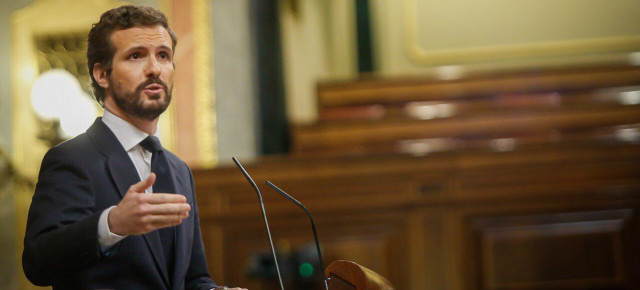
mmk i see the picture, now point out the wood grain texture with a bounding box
[194,64,640,289]
[326,260,394,290]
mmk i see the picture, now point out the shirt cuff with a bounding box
[98,205,127,251]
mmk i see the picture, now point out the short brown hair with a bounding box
[87,5,177,106]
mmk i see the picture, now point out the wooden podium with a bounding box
[326,260,394,290]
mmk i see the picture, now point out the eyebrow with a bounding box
[123,45,173,55]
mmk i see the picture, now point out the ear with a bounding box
[92,63,110,90]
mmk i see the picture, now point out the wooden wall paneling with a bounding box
[223,173,415,206]
[195,144,640,289]
[480,213,625,288]
[455,144,640,172]
[317,90,638,123]
[196,163,433,220]
[195,65,640,289]
[292,106,640,153]
[315,213,408,290]
[406,211,427,289]
[203,223,227,283]
[460,200,640,290]
[316,66,640,107]
[212,211,409,290]
[453,161,640,203]
[219,217,284,290]
[299,65,640,157]
[410,209,452,290]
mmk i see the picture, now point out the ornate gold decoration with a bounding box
[0,148,34,200]
[192,0,218,167]
[36,33,91,90]
[159,0,217,167]
[402,0,640,65]
[11,1,132,288]
[158,0,177,153]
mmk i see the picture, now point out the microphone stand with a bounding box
[266,181,329,290]
[232,157,285,290]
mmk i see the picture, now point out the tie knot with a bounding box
[140,135,163,153]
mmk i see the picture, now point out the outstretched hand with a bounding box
[108,173,190,236]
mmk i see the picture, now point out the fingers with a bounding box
[132,205,190,234]
[129,173,156,193]
[145,203,191,216]
[145,193,187,204]
[146,215,186,228]
[117,173,193,235]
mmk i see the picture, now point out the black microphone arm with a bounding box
[266,181,329,290]
[231,157,285,290]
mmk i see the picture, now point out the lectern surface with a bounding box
[327,273,356,290]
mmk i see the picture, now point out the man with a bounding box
[23,6,245,290]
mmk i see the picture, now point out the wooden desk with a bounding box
[194,65,640,289]
[194,141,640,289]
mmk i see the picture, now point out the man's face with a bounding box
[106,25,174,121]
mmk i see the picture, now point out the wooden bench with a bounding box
[292,65,640,156]
[194,64,640,289]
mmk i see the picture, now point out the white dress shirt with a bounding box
[97,109,157,250]
[97,111,221,289]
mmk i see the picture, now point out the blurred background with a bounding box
[1,0,640,289]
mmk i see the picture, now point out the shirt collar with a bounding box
[101,109,154,152]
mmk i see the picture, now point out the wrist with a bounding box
[107,206,125,235]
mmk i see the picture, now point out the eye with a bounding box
[159,52,170,59]
[129,52,140,60]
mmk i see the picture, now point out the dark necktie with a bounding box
[139,135,176,281]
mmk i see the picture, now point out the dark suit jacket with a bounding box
[23,118,219,290]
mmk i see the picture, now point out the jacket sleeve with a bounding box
[185,165,220,290]
[22,145,103,286]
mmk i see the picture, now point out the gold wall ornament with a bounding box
[0,148,35,205]
[9,1,165,289]
[157,0,177,154]
[402,0,640,66]
[12,0,129,177]
[192,0,217,167]
[161,0,217,168]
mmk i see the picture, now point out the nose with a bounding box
[144,56,161,78]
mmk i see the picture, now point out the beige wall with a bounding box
[279,0,640,123]
[212,0,260,164]
[279,0,357,123]
[372,0,640,73]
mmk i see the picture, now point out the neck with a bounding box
[104,98,158,135]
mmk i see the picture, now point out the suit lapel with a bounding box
[166,156,187,284]
[166,156,184,193]
[142,230,170,288]
[87,118,171,288]
[106,152,139,199]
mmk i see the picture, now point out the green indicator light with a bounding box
[299,262,314,277]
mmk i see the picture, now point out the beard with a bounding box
[108,76,172,121]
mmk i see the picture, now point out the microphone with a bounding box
[266,181,329,290]
[231,157,285,290]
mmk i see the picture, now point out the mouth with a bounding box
[143,84,165,95]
